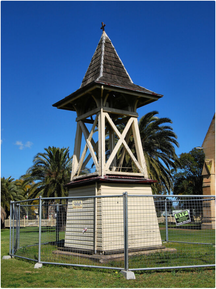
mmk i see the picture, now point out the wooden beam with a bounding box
[82,118,95,124]
[103,107,138,117]
[76,142,88,177]
[106,171,143,177]
[82,142,98,170]
[79,116,99,171]
[117,127,132,171]
[103,92,110,106]
[132,118,148,178]
[82,125,109,170]
[76,107,100,122]
[74,116,98,177]
[109,127,116,169]
[57,85,99,109]
[104,114,134,171]
[71,122,82,180]
[104,113,144,174]
[98,109,105,176]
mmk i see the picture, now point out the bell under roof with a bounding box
[53,29,162,110]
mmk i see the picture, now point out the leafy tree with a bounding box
[172,148,205,221]
[15,178,32,199]
[22,146,72,199]
[1,206,6,228]
[154,197,173,217]
[173,148,205,196]
[22,146,72,224]
[1,176,24,217]
[14,179,38,219]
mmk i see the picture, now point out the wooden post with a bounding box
[71,121,82,180]
[98,109,105,176]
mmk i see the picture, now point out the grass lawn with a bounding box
[1,228,215,287]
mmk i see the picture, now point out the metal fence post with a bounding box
[12,202,15,256]
[38,196,42,263]
[18,204,20,250]
[56,203,59,244]
[15,204,19,252]
[165,198,168,242]
[123,192,128,271]
[9,201,12,255]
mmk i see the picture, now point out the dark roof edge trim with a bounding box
[96,81,163,98]
[65,175,156,188]
[53,81,163,108]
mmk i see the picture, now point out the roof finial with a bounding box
[101,22,106,32]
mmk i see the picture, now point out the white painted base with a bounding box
[34,262,43,269]
[120,270,136,280]
[2,255,12,260]
[65,183,162,252]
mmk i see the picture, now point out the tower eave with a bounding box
[52,80,163,111]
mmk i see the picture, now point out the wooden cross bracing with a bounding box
[71,110,148,180]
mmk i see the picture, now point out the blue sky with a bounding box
[1,1,215,180]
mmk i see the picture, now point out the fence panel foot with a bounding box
[34,263,43,269]
[121,270,136,280]
[2,255,12,260]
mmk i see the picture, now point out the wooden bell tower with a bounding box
[53,25,163,253]
[53,28,162,181]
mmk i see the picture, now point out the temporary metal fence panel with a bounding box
[10,199,40,262]
[10,194,215,272]
[10,195,125,270]
[128,195,215,271]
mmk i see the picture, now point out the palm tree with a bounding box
[138,111,179,194]
[1,176,24,217]
[22,146,72,225]
[1,206,6,228]
[22,146,72,199]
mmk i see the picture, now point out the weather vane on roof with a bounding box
[101,22,106,32]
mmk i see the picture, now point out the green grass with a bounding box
[160,227,215,244]
[1,228,215,287]
[12,227,215,268]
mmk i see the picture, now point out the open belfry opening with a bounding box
[53,24,164,254]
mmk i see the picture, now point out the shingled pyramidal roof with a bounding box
[80,31,160,96]
[53,30,162,110]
